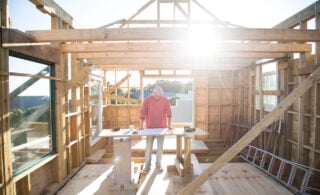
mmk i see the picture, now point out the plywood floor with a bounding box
[57,154,293,195]
[131,136,208,153]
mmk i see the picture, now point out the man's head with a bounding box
[151,85,163,99]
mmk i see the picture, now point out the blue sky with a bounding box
[9,0,317,30]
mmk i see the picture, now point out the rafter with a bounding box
[27,28,320,42]
[76,51,286,59]
[95,64,245,70]
[60,42,311,53]
[88,58,254,65]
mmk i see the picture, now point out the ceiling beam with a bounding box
[61,42,311,53]
[76,51,286,59]
[27,28,320,42]
[87,58,254,65]
[95,64,245,70]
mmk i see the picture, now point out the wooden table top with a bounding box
[99,128,207,138]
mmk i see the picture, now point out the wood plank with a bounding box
[178,66,320,195]
[201,163,292,194]
[105,73,131,94]
[107,95,141,104]
[86,149,106,164]
[1,28,60,64]
[119,0,156,28]
[27,28,320,42]
[61,42,311,53]
[96,64,246,70]
[89,58,255,65]
[77,51,286,59]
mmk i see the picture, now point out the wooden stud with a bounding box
[178,66,320,195]
[0,38,14,195]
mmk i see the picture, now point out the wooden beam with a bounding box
[96,64,245,70]
[29,0,80,28]
[120,19,217,25]
[274,1,319,29]
[27,28,320,42]
[297,65,320,75]
[107,95,141,104]
[254,90,283,96]
[119,0,156,28]
[178,66,320,195]
[88,58,254,65]
[77,51,286,59]
[61,42,311,53]
[105,74,131,94]
[1,28,60,63]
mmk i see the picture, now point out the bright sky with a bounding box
[9,0,317,30]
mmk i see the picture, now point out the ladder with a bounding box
[240,145,320,194]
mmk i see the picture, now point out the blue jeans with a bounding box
[144,135,164,170]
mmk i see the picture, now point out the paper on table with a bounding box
[137,128,168,136]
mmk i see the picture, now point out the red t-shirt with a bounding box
[140,95,172,128]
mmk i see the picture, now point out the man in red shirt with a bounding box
[139,85,172,172]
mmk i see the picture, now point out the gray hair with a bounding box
[152,85,163,94]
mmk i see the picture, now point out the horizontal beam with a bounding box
[61,42,311,53]
[274,1,319,29]
[88,58,254,65]
[107,95,141,104]
[77,51,286,59]
[27,28,320,42]
[95,64,246,70]
[1,28,60,63]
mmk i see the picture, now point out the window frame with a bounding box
[8,52,56,176]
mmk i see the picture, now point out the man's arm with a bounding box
[167,117,172,129]
[139,119,144,130]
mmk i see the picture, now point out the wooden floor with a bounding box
[131,136,208,153]
[58,154,293,195]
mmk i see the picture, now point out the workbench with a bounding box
[99,127,208,189]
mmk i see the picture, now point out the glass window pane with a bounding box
[9,56,54,174]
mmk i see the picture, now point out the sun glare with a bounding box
[187,28,218,58]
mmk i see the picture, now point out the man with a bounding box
[139,85,172,172]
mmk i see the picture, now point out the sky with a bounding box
[8,0,318,30]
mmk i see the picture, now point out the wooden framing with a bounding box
[27,28,320,42]
[60,42,311,53]
[77,51,286,59]
[1,28,60,64]
[178,66,320,195]
[3,0,320,194]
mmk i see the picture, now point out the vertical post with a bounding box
[0,33,14,195]
[258,65,264,149]
[52,15,68,184]
[183,136,192,182]
[1,1,14,193]
[176,135,183,161]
